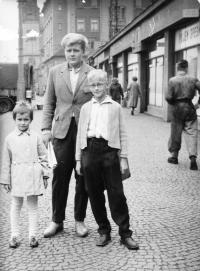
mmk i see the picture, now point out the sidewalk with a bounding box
[0,109,200,271]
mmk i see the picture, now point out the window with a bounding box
[88,39,95,49]
[77,19,85,32]
[120,6,125,20]
[91,19,99,32]
[135,0,142,8]
[91,0,98,7]
[58,23,62,31]
[58,4,62,10]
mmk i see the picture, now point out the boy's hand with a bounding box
[120,158,128,174]
[76,161,82,176]
[43,177,48,189]
[3,184,11,193]
[42,131,52,148]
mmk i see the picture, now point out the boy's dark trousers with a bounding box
[52,117,88,223]
[81,137,132,239]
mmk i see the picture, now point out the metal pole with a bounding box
[17,0,26,101]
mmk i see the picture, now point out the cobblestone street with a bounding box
[0,109,200,271]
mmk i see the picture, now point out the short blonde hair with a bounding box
[61,33,88,52]
[87,69,107,83]
[13,100,33,120]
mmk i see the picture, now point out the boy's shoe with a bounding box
[29,236,39,248]
[190,156,198,170]
[44,221,63,238]
[96,233,111,247]
[167,157,178,164]
[9,236,20,248]
[120,237,139,250]
[75,221,88,237]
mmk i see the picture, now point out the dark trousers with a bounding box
[168,102,198,157]
[81,138,132,239]
[52,118,88,223]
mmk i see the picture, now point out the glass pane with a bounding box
[155,57,163,106]
[149,59,156,105]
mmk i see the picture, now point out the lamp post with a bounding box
[17,0,26,101]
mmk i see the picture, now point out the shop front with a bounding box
[91,0,200,121]
[174,22,200,117]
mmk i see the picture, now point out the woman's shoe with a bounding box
[9,236,20,248]
[29,236,39,248]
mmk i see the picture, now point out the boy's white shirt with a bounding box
[76,95,128,161]
[87,96,111,140]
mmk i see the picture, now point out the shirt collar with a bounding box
[15,128,31,136]
[68,62,82,73]
[177,70,187,76]
[91,95,113,105]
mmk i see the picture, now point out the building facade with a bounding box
[21,0,40,95]
[38,0,153,92]
[91,0,200,122]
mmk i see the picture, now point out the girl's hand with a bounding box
[120,158,128,174]
[43,177,48,189]
[3,184,11,193]
[76,161,82,176]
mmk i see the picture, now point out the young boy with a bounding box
[0,101,49,248]
[76,69,139,250]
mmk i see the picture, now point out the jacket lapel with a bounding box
[74,63,89,97]
[60,63,73,94]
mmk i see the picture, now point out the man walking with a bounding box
[41,33,93,237]
[165,59,200,170]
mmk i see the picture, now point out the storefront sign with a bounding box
[175,22,200,51]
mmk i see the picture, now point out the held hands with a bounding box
[120,158,128,174]
[42,131,52,148]
[76,161,82,176]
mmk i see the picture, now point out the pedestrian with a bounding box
[76,69,139,250]
[41,33,94,238]
[0,101,49,248]
[127,76,141,115]
[109,77,124,104]
[166,59,200,170]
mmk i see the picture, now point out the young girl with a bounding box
[0,101,49,248]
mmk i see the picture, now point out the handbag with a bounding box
[47,142,57,169]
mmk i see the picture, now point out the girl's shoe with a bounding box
[9,236,20,248]
[29,236,39,248]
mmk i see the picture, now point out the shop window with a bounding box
[149,57,164,107]
[91,19,99,32]
[77,19,85,32]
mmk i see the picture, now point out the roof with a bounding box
[0,63,18,89]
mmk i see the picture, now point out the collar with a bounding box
[68,62,82,73]
[15,128,31,136]
[177,70,187,76]
[91,95,113,105]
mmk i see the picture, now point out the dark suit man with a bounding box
[166,59,200,170]
[41,33,94,237]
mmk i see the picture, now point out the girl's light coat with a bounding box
[0,129,49,197]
